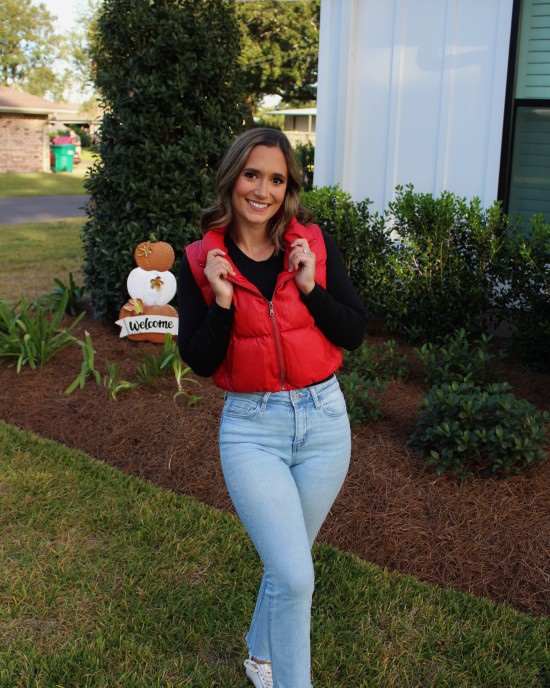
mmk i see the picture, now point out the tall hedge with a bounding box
[82,0,245,320]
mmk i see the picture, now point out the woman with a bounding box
[178,128,367,688]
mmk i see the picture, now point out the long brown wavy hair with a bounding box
[200,128,313,253]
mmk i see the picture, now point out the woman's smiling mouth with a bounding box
[247,200,270,210]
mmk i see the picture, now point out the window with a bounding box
[501,0,550,222]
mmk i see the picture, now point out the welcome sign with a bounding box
[115,314,179,338]
[117,240,179,343]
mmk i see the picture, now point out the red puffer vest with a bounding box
[185,218,343,392]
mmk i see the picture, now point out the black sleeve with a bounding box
[300,231,368,350]
[177,254,234,377]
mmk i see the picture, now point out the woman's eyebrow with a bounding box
[243,166,287,180]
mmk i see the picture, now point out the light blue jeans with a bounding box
[219,375,351,688]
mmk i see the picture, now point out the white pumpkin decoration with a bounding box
[127,267,177,306]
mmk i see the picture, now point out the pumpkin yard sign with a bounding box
[116,241,179,343]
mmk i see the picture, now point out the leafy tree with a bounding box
[0,0,63,97]
[82,0,245,320]
[237,0,320,122]
[59,0,101,102]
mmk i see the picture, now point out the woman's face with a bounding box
[231,145,288,234]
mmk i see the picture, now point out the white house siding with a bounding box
[315,0,515,212]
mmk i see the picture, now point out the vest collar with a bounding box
[198,220,318,295]
[202,218,317,273]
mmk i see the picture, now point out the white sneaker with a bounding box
[244,657,273,688]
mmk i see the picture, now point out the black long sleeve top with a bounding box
[178,231,368,378]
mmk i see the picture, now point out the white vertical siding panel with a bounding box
[387,0,448,202]
[314,0,357,189]
[315,0,514,212]
[437,0,513,204]
[484,0,516,203]
[344,0,399,205]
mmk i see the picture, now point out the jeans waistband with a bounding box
[224,375,339,410]
[305,373,334,388]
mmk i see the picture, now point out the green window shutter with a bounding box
[508,106,550,222]
[516,0,550,99]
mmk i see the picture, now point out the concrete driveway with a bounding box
[0,195,89,225]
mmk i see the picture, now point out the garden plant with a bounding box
[305,184,550,372]
[409,380,549,480]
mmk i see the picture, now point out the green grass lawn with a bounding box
[0,172,87,197]
[79,148,97,165]
[1,421,548,688]
[0,219,85,304]
[0,149,97,197]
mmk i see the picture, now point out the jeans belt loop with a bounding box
[309,384,321,409]
[260,391,271,410]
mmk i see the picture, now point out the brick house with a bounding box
[0,86,79,173]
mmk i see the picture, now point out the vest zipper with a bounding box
[226,272,294,391]
[268,299,286,390]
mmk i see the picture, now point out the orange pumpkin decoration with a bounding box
[134,240,175,272]
[117,303,179,343]
[117,239,179,343]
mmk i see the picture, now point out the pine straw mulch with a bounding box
[2,310,549,618]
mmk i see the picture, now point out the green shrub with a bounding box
[306,183,549,366]
[343,339,409,382]
[303,185,513,344]
[384,185,510,341]
[72,125,92,149]
[414,328,504,386]
[496,215,550,372]
[83,0,245,320]
[340,339,407,426]
[408,381,549,480]
[338,371,387,427]
[294,141,315,191]
[302,185,390,318]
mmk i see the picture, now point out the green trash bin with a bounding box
[51,144,76,173]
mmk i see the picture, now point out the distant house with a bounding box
[315,0,550,222]
[268,108,317,146]
[0,86,79,173]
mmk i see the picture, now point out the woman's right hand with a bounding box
[204,248,235,309]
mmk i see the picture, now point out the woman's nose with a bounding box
[254,178,268,197]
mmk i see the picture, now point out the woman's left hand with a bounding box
[289,239,316,295]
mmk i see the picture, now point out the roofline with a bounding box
[50,116,101,123]
[266,108,317,116]
[0,106,80,116]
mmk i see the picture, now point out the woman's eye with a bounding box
[273,177,284,185]
[244,171,256,179]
